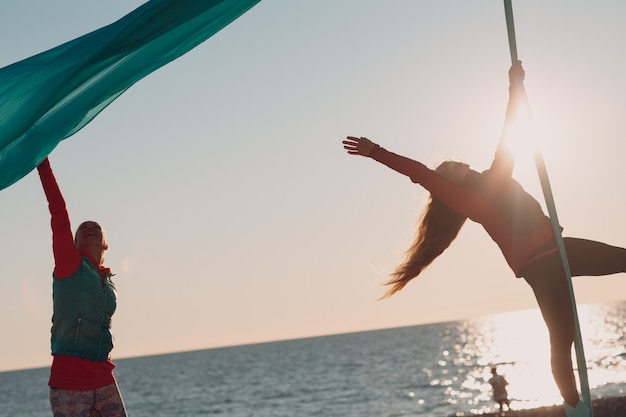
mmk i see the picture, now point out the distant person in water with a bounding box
[342,61,626,417]
[37,157,127,417]
[488,366,511,415]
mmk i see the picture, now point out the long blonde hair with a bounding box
[382,194,467,298]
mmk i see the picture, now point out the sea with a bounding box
[1,301,625,417]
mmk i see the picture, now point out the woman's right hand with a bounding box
[343,136,376,157]
[509,60,525,85]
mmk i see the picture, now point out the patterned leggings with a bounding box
[50,383,127,417]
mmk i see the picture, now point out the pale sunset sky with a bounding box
[1,1,626,372]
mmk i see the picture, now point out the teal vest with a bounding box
[51,258,117,361]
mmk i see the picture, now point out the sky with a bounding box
[1,0,626,373]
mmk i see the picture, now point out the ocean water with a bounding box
[1,302,625,417]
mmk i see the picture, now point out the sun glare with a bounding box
[457,304,626,413]
[473,309,563,409]
[501,117,540,160]
[500,113,561,188]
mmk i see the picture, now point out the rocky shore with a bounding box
[477,396,626,417]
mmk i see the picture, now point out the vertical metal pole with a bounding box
[503,0,518,63]
[503,0,592,412]
[534,153,592,410]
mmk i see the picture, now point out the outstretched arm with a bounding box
[343,136,427,179]
[342,136,495,219]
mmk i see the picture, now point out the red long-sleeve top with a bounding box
[37,158,116,390]
[369,146,557,276]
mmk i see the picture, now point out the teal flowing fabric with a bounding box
[0,0,261,190]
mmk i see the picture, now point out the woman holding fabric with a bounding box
[37,157,127,417]
[342,61,626,417]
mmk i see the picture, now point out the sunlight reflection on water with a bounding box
[446,303,626,414]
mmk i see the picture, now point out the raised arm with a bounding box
[490,60,527,176]
[504,60,527,126]
[37,158,81,278]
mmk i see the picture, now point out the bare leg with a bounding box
[521,237,626,406]
[524,263,577,405]
[564,238,626,277]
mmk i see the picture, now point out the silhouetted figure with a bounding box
[341,61,624,417]
[488,367,510,415]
